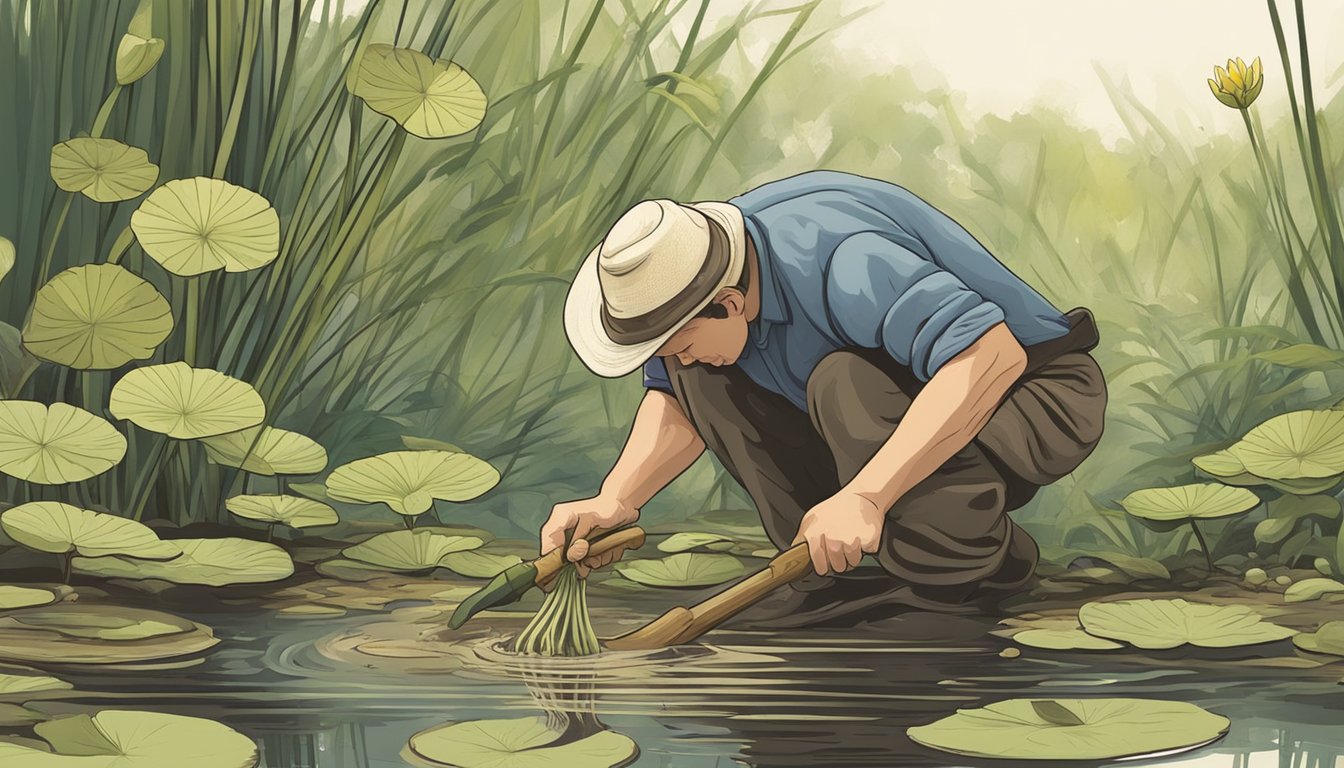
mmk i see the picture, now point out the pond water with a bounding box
[25,585,1344,768]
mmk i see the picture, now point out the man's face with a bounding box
[654,289,749,368]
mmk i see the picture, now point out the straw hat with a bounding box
[564,199,745,377]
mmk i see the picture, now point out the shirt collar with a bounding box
[743,216,789,345]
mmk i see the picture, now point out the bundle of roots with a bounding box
[513,565,600,656]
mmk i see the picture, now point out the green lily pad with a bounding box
[1,502,178,559]
[23,264,173,370]
[1073,550,1170,581]
[0,401,127,484]
[613,552,749,588]
[49,138,159,203]
[440,550,523,579]
[0,605,219,664]
[131,177,280,276]
[406,716,637,768]
[351,44,487,140]
[0,703,44,727]
[0,710,258,767]
[1284,577,1344,602]
[0,607,192,640]
[201,426,327,476]
[109,362,265,439]
[1192,450,1263,486]
[341,529,482,572]
[1011,628,1124,651]
[225,494,338,530]
[1119,483,1259,531]
[0,671,71,694]
[73,538,293,586]
[0,585,59,610]
[1229,409,1344,482]
[1078,598,1296,649]
[313,558,389,582]
[657,531,736,554]
[1293,620,1344,656]
[325,450,500,517]
[907,698,1229,761]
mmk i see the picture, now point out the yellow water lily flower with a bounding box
[1208,56,1263,110]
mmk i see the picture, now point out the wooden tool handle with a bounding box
[533,525,646,586]
[675,542,812,640]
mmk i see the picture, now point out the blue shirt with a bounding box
[644,171,1069,412]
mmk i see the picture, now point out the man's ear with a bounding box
[714,288,746,317]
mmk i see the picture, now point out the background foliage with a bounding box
[2,0,1342,573]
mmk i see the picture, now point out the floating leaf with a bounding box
[351,44,487,139]
[0,401,127,484]
[225,495,338,530]
[1075,551,1170,581]
[341,529,482,572]
[657,531,736,554]
[1192,450,1262,486]
[1283,577,1344,603]
[407,716,637,768]
[1078,598,1295,649]
[24,264,173,370]
[73,538,293,586]
[0,608,191,641]
[1229,409,1344,483]
[440,550,522,579]
[1293,620,1344,656]
[1,502,177,559]
[201,426,326,475]
[906,698,1229,761]
[1119,483,1259,531]
[131,177,280,276]
[49,138,158,203]
[0,710,259,767]
[109,362,265,439]
[325,450,499,517]
[613,552,748,588]
[1011,628,1123,651]
[0,671,71,695]
[0,584,58,610]
[0,605,218,665]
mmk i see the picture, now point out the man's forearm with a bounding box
[601,389,706,509]
[844,324,1027,511]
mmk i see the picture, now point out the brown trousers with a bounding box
[666,342,1106,602]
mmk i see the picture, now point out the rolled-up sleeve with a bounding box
[643,356,674,394]
[825,232,1005,380]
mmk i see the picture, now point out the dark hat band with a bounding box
[600,212,733,345]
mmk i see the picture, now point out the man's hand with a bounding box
[540,495,639,578]
[792,492,885,576]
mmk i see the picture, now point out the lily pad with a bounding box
[131,177,280,276]
[906,698,1229,761]
[613,552,748,588]
[1,502,178,559]
[440,550,523,579]
[0,605,218,664]
[1192,450,1263,486]
[0,671,71,694]
[1230,409,1344,483]
[1283,577,1344,602]
[351,44,487,139]
[1293,620,1344,656]
[1011,628,1124,651]
[73,538,293,586]
[201,426,327,476]
[0,709,258,767]
[1078,598,1296,649]
[0,585,59,611]
[1119,483,1259,531]
[341,529,483,572]
[49,138,159,203]
[109,362,265,439]
[325,450,500,517]
[313,558,389,582]
[657,531,736,554]
[406,716,637,768]
[225,494,338,530]
[23,264,173,370]
[0,703,44,727]
[0,401,127,484]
